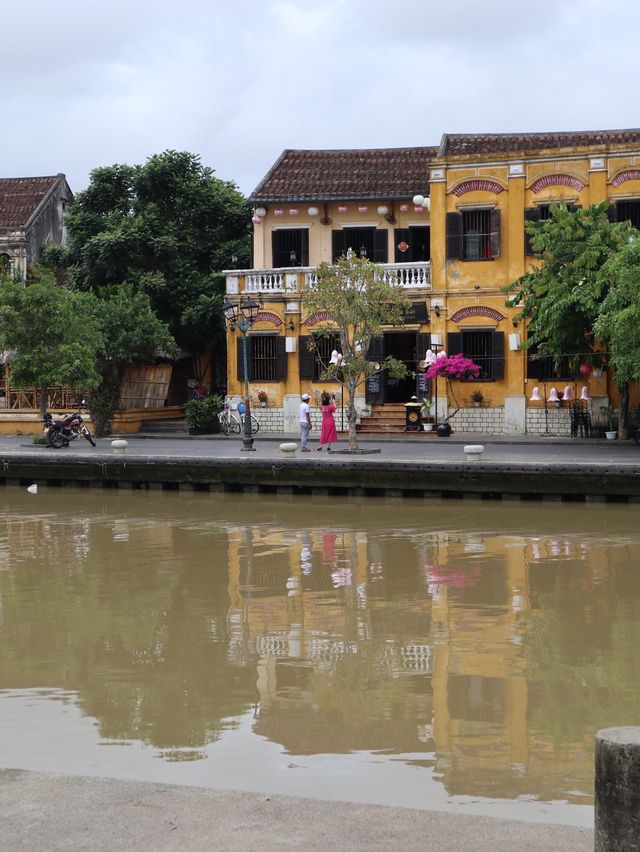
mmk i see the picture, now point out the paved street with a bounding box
[3,431,640,468]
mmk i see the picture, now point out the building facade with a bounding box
[224,130,640,435]
[0,174,73,280]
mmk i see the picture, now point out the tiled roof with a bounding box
[0,176,62,228]
[250,147,437,202]
[439,129,640,158]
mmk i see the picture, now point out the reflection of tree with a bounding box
[0,508,255,751]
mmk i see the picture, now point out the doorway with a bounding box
[384,332,418,402]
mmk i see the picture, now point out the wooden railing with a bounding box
[0,385,81,411]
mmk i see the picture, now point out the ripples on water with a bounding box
[0,487,638,824]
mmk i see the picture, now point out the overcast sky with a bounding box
[3,0,639,198]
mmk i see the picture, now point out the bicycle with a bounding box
[218,403,260,436]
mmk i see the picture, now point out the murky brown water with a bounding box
[1,487,638,825]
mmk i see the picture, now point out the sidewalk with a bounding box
[0,769,593,852]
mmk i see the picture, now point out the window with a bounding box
[237,335,287,382]
[448,330,504,380]
[332,228,388,263]
[616,201,640,230]
[299,332,341,381]
[271,229,309,268]
[0,254,11,278]
[524,204,576,255]
[446,210,500,261]
[394,226,430,262]
[526,343,573,380]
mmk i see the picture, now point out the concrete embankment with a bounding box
[2,447,640,500]
[0,769,593,851]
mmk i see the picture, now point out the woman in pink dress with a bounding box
[317,392,338,451]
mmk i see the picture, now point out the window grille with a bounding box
[251,336,278,382]
[462,210,492,260]
[462,330,493,378]
[313,333,341,380]
[617,201,640,230]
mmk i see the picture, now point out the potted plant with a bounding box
[257,389,268,407]
[420,398,433,431]
[600,404,618,440]
[470,389,484,407]
[185,394,224,435]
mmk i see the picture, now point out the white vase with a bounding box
[605,430,617,440]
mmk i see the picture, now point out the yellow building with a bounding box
[224,130,640,435]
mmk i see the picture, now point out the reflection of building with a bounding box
[226,522,621,803]
[224,131,640,434]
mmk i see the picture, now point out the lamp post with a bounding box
[222,297,261,452]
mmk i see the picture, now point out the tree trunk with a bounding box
[619,381,630,439]
[38,388,48,419]
[89,363,123,437]
[347,376,359,451]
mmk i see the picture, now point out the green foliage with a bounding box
[304,254,412,449]
[0,269,102,414]
[184,394,224,430]
[87,285,178,436]
[594,238,640,387]
[65,150,251,350]
[506,203,632,365]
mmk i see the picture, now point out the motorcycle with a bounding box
[42,404,96,449]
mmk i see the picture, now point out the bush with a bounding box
[185,394,224,432]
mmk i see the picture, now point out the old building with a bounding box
[225,130,640,435]
[0,174,73,279]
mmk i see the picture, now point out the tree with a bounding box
[88,285,177,436]
[0,268,102,416]
[506,203,633,367]
[594,237,640,433]
[64,151,250,350]
[304,254,412,451]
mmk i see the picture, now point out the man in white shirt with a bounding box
[299,393,312,452]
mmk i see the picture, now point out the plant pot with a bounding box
[473,401,480,408]
[423,423,433,432]
[436,423,452,438]
[259,401,267,408]
[605,430,617,440]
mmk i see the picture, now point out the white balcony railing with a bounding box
[225,261,431,295]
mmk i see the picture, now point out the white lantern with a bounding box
[307,206,319,216]
[255,207,267,218]
[377,205,389,216]
[412,194,425,207]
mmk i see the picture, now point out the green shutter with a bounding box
[373,229,388,263]
[524,208,540,256]
[301,229,309,267]
[492,331,505,379]
[490,209,501,259]
[332,230,346,261]
[446,212,463,260]
[275,335,288,380]
[447,332,463,356]
[236,337,252,381]
[298,335,315,380]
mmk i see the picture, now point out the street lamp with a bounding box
[222,296,261,451]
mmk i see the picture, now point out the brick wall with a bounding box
[526,407,572,436]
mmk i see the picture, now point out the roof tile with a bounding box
[250,148,437,202]
[440,129,640,158]
[0,176,61,228]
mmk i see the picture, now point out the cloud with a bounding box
[1,0,640,196]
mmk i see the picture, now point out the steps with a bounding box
[357,404,415,434]
[139,418,188,435]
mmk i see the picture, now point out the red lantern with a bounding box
[579,363,592,376]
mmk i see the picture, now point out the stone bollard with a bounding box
[111,439,128,456]
[279,442,298,455]
[463,444,485,461]
[595,727,640,850]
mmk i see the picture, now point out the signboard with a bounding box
[417,373,431,397]
[366,373,382,395]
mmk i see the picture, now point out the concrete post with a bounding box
[595,726,640,850]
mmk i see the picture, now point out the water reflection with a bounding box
[0,488,639,817]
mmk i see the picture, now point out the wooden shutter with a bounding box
[237,337,252,381]
[607,203,618,222]
[490,209,501,259]
[373,229,388,263]
[271,230,281,268]
[492,331,505,379]
[447,332,463,356]
[275,336,288,380]
[394,228,410,262]
[298,335,315,380]
[332,230,346,261]
[412,302,428,323]
[365,336,385,404]
[301,229,309,267]
[524,208,540,256]
[446,212,463,260]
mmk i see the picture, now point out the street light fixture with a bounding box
[222,296,261,451]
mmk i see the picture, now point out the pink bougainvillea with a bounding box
[422,354,481,381]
